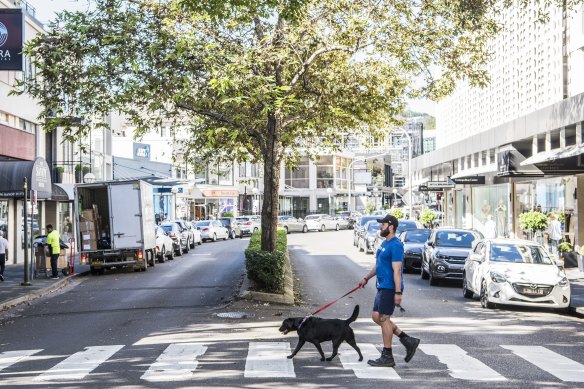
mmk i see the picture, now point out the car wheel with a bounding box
[284,226,289,234]
[420,265,429,280]
[190,239,195,249]
[321,224,326,232]
[198,239,202,245]
[158,246,166,263]
[212,233,217,242]
[335,224,339,231]
[462,274,473,299]
[183,241,189,253]
[167,247,175,260]
[358,239,364,252]
[175,244,182,256]
[302,225,308,233]
[230,230,235,239]
[429,268,439,286]
[480,280,495,309]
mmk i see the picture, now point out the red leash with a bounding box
[298,285,361,329]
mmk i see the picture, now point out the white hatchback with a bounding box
[304,214,339,231]
[462,239,570,312]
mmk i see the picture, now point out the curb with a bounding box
[0,271,89,312]
[570,306,584,319]
[239,248,295,305]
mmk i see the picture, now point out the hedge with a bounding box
[245,228,288,293]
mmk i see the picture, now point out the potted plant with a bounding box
[74,164,83,183]
[55,166,65,183]
[420,209,437,229]
[558,242,579,268]
[390,208,404,220]
[519,211,548,243]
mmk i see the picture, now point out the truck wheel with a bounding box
[148,250,155,267]
[90,267,99,275]
[98,268,105,275]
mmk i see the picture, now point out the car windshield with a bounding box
[305,215,320,220]
[404,230,431,243]
[236,218,249,222]
[336,212,350,217]
[367,223,380,232]
[219,219,230,226]
[359,216,378,227]
[196,221,210,227]
[490,243,554,264]
[435,231,476,248]
[160,225,173,233]
[397,221,417,233]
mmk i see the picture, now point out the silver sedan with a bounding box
[278,215,308,234]
[195,220,229,242]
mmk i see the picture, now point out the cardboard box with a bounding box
[82,230,97,241]
[82,209,95,221]
[79,221,96,232]
[44,255,68,269]
[82,240,98,251]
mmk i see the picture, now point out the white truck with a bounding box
[74,180,156,275]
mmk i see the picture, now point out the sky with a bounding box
[28,0,437,116]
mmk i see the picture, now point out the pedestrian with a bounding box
[548,213,562,255]
[357,214,420,367]
[484,215,497,239]
[45,224,61,279]
[0,230,8,282]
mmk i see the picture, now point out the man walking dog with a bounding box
[358,214,420,367]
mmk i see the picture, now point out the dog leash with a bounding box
[298,285,361,329]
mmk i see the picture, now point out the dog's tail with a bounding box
[345,305,359,324]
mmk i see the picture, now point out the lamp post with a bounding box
[252,187,259,215]
[171,187,178,219]
[393,128,413,219]
[326,187,333,215]
[373,187,379,210]
[348,153,386,213]
[22,178,32,286]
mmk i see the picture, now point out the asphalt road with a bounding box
[0,229,583,388]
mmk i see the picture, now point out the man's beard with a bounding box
[380,227,390,237]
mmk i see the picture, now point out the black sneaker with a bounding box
[50,276,59,280]
[400,335,420,363]
[0,274,4,282]
[367,349,395,367]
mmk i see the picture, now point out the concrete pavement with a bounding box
[566,267,584,317]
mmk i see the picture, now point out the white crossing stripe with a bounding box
[141,343,207,382]
[244,342,295,378]
[339,344,401,379]
[0,350,43,372]
[419,344,506,381]
[33,345,123,381]
[501,345,584,382]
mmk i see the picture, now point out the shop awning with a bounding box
[519,149,565,166]
[51,183,74,201]
[0,157,52,198]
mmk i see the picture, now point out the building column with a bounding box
[576,122,583,145]
[577,174,584,247]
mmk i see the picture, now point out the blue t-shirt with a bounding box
[375,236,404,290]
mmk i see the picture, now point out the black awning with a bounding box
[0,157,52,198]
[51,184,72,201]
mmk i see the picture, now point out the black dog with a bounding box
[278,305,363,362]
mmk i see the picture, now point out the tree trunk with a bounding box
[260,117,282,252]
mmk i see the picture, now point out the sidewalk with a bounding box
[1,256,89,311]
[566,267,584,318]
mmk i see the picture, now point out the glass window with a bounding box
[435,231,477,248]
[0,200,8,239]
[491,243,553,264]
[472,184,510,238]
[285,159,309,189]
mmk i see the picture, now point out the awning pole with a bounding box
[21,177,32,286]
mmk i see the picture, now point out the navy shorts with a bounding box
[373,288,396,316]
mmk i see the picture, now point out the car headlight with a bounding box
[490,272,507,283]
[558,277,569,287]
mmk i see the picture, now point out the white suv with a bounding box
[304,214,339,232]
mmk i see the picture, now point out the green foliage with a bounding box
[558,242,573,253]
[519,211,548,232]
[55,166,65,174]
[548,211,566,224]
[74,164,82,172]
[82,166,91,174]
[390,208,404,219]
[365,202,376,215]
[420,209,437,225]
[222,211,234,217]
[245,228,288,292]
[383,203,390,210]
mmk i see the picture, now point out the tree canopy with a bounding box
[18,0,580,250]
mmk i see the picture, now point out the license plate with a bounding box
[520,287,547,295]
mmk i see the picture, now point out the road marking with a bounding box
[141,343,207,382]
[244,342,295,378]
[34,345,123,381]
[419,344,506,381]
[0,350,43,372]
[339,344,401,379]
[501,345,584,382]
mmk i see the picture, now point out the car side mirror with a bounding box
[426,240,434,247]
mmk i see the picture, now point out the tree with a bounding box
[17,0,577,251]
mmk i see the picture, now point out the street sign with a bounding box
[451,176,486,185]
[427,181,454,189]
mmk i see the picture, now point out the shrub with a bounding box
[55,166,65,173]
[390,208,404,219]
[519,211,548,232]
[365,202,376,215]
[548,211,566,223]
[245,228,288,293]
[223,211,234,217]
[420,209,437,225]
[558,242,573,253]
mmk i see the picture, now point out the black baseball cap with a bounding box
[376,214,399,228]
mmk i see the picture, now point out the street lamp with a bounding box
[348,153,386,213]
[373,187,379,210]
[252,187,259,215]
[326,187,333,215]
[171,187,178,219]
[392,128,413,220]
[83,172,96,184]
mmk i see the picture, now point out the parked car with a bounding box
[353,215,379,246]
[154,225,175,262]
[159,222,188,256]
[421,228,483,286]
[196,220,229,242]
[356,220,380,254]
[173,220,196,249]
[304,214,339,231]
[463,239,570,311]
[396,219,424,234]
[334,216,352,230]
[218,217,243,239]
[335,211,356,229]
[278,215,308,234]
[187,221,203,245]
[236,216,261,236]
[399,229,432,272]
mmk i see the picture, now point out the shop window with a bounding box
[0,200,8,239]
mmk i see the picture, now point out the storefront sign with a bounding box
[0,9,24,71]
[202,189,239,198]
[427,181,454,189]
[452,176,485,185]
[418,184,446,192]
[0,157,52,198]
[133,142,151,160]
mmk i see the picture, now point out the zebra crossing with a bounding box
[0,342,583,383]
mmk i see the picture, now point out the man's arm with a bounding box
[392,261,403,293]
[358,264,377,288]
